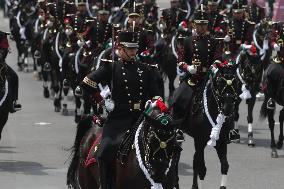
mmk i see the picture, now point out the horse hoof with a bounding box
[191,185,198,189]
[54,106,60,112]
[62,108,68,116]
[277,141,283,149]
[220,186,226,189]
[271,149,278,158]
[75,115,81,123]
[44,88,50,98]
[18,65,23,72]
[248,138,255,147]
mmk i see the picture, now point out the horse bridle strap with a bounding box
[148,130,176,160]
[134,122,172,188]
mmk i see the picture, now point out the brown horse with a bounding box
[67,105,181,189]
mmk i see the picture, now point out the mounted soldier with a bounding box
[225,0,255,57]
[173,4,226,141]
[159,0,188,39]
[206,0,227,38]
[246,0,266,24]
[81,29,163,188]
[0,31,21,113]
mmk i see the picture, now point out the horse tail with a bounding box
[67,116,93,189]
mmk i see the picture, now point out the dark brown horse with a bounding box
[67,105,181,189]
[174,63,240,189]
[260,60,284,158]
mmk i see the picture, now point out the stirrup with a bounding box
[176,129,185,143]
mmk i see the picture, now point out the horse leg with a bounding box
[215,141,229,189]
[0,111,9,140]
[247,96,256,147]
[192,140,207,189]
[42,70,50,98]
[62,83,69,116]
[231,101,241,143]
[53,84,61,112]
[277,108,284,149]
[268,109,278,158]
[75,96,82,123]
[168,75,175,101]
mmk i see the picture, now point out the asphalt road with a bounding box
[0,2,284,188]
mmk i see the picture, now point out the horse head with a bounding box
[141,100,178,183]
[211,63,239,117]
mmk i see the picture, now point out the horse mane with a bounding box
[67,116,93,189]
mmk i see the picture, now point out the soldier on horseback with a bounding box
[246,0,266,24]
[81,30,162,189]
[0,31,21,112]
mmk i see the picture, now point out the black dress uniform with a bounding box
[207,0,226,37]
[246,1,265,24]
[226,2,255,56]
[82,30,161,189]
[173,9,221,122]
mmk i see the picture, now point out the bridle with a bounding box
[141,113,176,174]
[211,72,239,113]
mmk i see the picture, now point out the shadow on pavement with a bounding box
[178,162,192,176]
[0,160,56,175]
[0,146,18,154]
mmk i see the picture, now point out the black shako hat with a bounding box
[193,4,209,24]
[118,30,139,48]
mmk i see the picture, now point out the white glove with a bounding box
[105,98,115,112]
[274,43,280,52]
[224,35,231,42]
[85,40,91,47]
[38,15,44,21]
[192,29,197,37]
[65,29,72,36]
[176,67,185,76]
[241,44,252,51]
[100,85,111,99]
[77,40,85,47]
[187,65,197,74]
[46,20,53,27]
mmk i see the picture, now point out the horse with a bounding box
[231,19,274,145]
[233,47,264,146]
[176,63,240,189]
[40,25,58,99]
[154,34,177,100]
[260,50,284,158]
[0,62,12,140]
[67,102,181,189]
